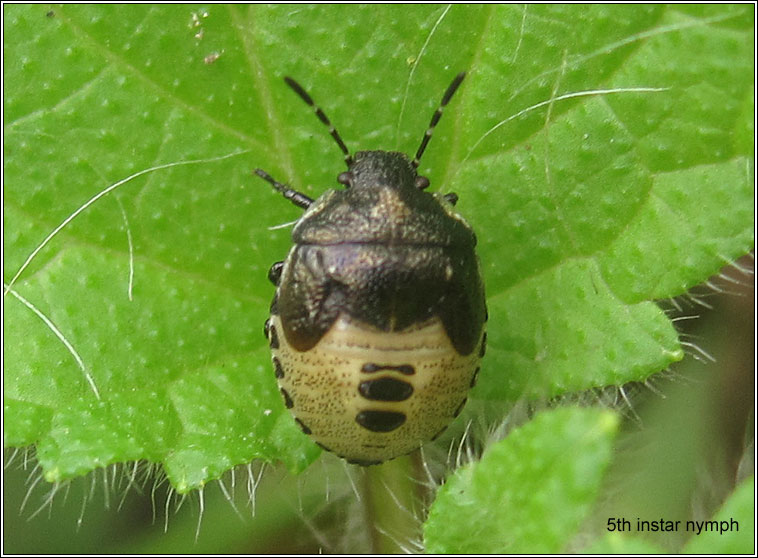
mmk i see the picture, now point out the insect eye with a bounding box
[415,176,430,190]
[337,171,352,186]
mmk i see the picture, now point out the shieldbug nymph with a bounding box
[256,72,487,466]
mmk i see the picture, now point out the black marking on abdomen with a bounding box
[347,457,383,466]
[359,377,414,402]
[479,332,487,358]
[431,426,448,441]
[273,357,284,379]
[355,410,406,432]
[268,324,280,349]
[295,417,312,435]
[280,387,293,409]
[361,363,416,375]
[263,318,271,340]
[269,293,279,315]
[453,397,467,418]
[268,261,284,285]
[315,441,333,453]
[470,366,480,388]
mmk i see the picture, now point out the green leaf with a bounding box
[682,476,755,555]
[4,5,753,489]
[424,407,620,553]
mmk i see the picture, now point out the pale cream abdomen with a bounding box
[269,314,483,465]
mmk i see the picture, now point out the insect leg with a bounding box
[254,169,313,210]
[268,261,284,285]
[443,193,458,206]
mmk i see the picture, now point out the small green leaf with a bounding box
[424,407,619,553]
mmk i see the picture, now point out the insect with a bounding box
[257,72,487,466]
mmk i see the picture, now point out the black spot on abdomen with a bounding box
[361,363,415,375]
[273,357,284,379]
[355,410,406,432]
[268,323,280,349]
[359,377,414,401]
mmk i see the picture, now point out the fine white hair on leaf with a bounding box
[452,420,474,469]
[682,291,714,310]
[506,12,738,103]
[5,447,20,469]
[617,384,642,423]
[27,481,63,521]
[723,253,754,276]
[459,86,670,168]
[5,284,100,400]
[174,491,188,515]
[23,446,34,470]
[246,461,266,518]
[379,478,420,524]
[20,467,43,514]
[643,374,667,399]
[321,457,331,504]
[245,463,256,517]
[374,522,417,555]
[511,5,529,64]
[194,487,205,543]
[417,446,437,491]
[163,486,175,533]
[150,468,167,525]
[102,466,112,510]
[217,476,243,521]
[718,270,750,286]
[4,149,251,296]
[667,296,684,313]
[115,196,135,301]
[373,479,423,554]
[77,480,89,531]
[680,340,717,363]
[117,461,141,512]
[671,314,700,323]
[394,3,452,148]
[342,460,361,501]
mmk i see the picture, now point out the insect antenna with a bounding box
[411,72,466,169]
[284,77,353,168]
[254,168,313,209]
